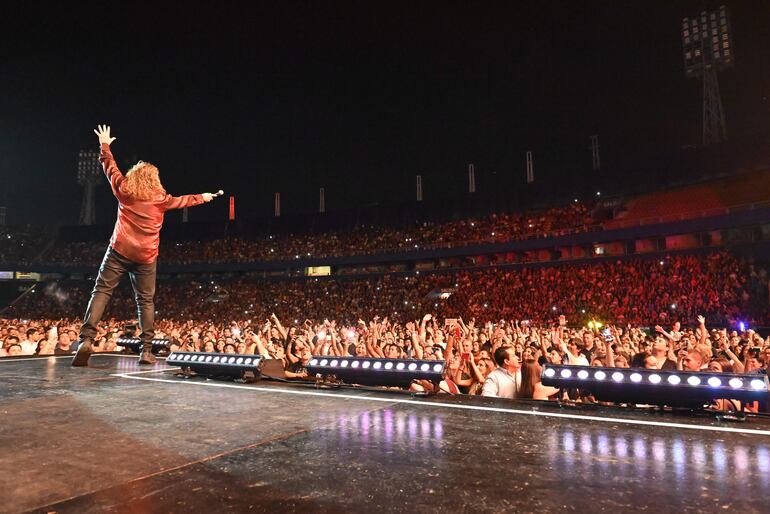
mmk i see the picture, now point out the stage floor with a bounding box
[1,354,769,513]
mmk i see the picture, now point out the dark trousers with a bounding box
[80,247,156,344]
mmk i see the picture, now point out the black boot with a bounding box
[138,343,157,365]
[71,338,94,367]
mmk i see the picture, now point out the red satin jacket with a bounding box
[99,143,203,264]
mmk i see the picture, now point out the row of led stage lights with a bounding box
[543,367,766,391]
[310,357,444,374]
[168,353,261,367]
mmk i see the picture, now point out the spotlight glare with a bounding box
[373,362,382,369]
[420,363,429,371]
[433,364,444,373]
[236,357,244,364]
[751,379,766,391]
[687,376,701,386]
[244,358,253,365]
[396,362,405,370]
[612,372,624,382]
[707,377,721,387]
[560,369,572,378]
[729,378,743,389]
[630,373,642,383]
[351,361,360,368]
[320,359,328,366]
[544,368,556,378]
[577,370,589,380]
[668,375,681,385]
[362,361,371,369]
[310,358,319,366]
[594,371,606,381]
[408,363,417,371]
[384,362,394,370]
[340,360,349,367]
[648,374,661,384]
[330,360,339,367]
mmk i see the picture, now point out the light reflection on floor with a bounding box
[549,427,770,491]
[321,407,445,453]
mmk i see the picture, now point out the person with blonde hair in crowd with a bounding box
[72,125,220,366]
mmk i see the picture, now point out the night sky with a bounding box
[1,1,769,225]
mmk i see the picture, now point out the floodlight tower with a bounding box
[77,149,101,225]
[681,5,734,146]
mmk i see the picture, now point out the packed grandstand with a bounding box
[1,169,769,410]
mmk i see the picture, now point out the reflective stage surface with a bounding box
[1,355,769,513]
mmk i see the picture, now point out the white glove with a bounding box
[202,193,214,202]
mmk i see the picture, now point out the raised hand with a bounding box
[94,124,116,145]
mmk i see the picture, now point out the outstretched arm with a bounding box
[94,125,219,208]
[697,315,707,346]
[163,192,218,210]
[94,125,125,198]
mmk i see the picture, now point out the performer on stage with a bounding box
[72,125,220,366]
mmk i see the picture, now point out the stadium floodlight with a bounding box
[77,149,101,225]
[307,357,445,389]
[681,5,733,145]
[116,337,173,355]
[167,351,264,381]
[76,149,101,185]
[541,364,768,409]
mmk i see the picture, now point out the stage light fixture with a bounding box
[541,364,769,408]
[307,357,445,388]
[116,337,172,355]
[167,351,264,381]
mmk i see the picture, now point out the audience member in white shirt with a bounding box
[481,347,522,399]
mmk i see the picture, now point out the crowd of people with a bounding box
[0,225,54,264]
[1,250,768,411]
[1,202,593,265]
[3,251,764,326]
[1,310,768,410]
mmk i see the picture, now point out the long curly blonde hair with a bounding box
[120,161,166,200]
